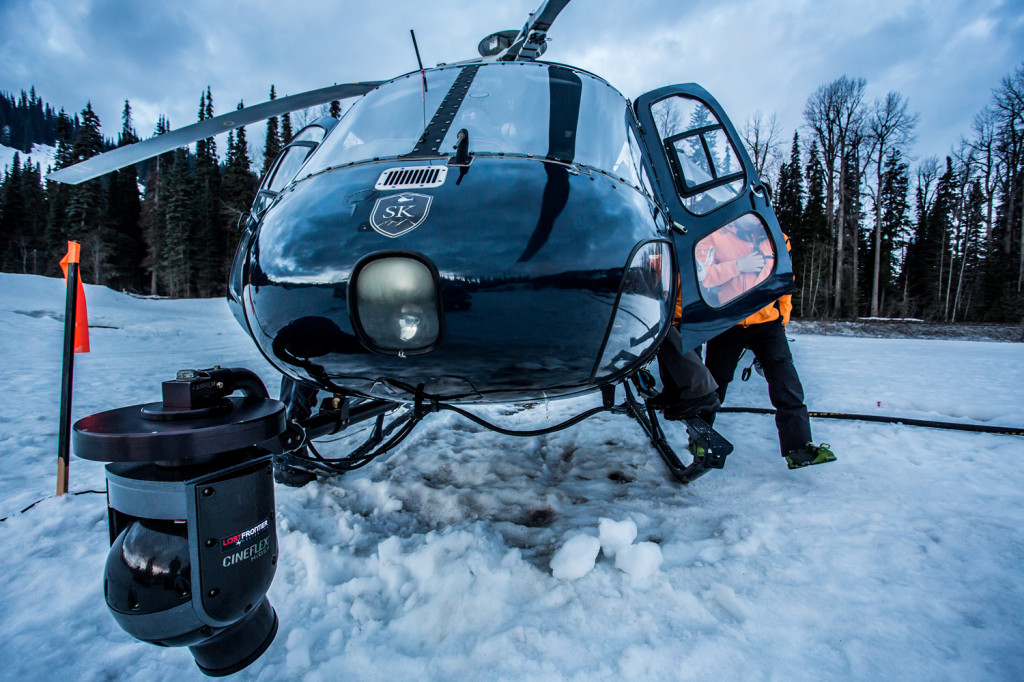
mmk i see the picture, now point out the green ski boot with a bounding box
[688,438,706,462]
[785,443,836,470]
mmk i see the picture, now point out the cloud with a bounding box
[1,0,1021,164]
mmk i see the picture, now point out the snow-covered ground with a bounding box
[1,272,1022,681]
[0,143,56,174]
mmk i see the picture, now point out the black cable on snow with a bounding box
[0,489,105,522]
[438,403,611,438]
[718,406,1024,436]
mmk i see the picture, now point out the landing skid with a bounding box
[273,376,734,486]
[620,380,733,484]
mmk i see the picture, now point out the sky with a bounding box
[1,0,1023,169]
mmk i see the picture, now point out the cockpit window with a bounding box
[650,96,745,215]
[439,64,632,175]
[612,126,654,196]
[441,65,551,156]
[267,145,315,192]
[302,63,636,180]
[302,70,459,175]
[292,126,325,144]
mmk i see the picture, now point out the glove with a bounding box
[736,252,765,273]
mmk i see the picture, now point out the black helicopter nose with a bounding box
[348,252,444,355]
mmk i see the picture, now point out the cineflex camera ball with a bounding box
[73,368,287,676]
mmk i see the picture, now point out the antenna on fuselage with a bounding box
[410,29,429,137]
[410,29,428,93]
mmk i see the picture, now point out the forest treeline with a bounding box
[1,65,1023,322]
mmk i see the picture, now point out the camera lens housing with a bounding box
[75,369,287,676]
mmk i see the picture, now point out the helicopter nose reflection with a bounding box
[270,316,368,391]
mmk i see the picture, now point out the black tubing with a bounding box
[717,406,1024,436]
[439,403,610,438]
[222,368,270,399]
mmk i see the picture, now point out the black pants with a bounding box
[657,326,717,399]
[704,319,811,455]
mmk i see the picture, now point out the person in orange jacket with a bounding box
[651,214,777,422]
[694,213,776,309]
[700,230,836,469]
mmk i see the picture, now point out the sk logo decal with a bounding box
[370,192,432,238]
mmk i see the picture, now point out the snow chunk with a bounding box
[550,534,600,580]
[614,541,663,579]
[710,584,748,622]
[598,517,637,558]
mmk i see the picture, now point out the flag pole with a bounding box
[56,241,81,496]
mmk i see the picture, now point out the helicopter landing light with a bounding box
[349,254,444,355]
[374,166,448,190]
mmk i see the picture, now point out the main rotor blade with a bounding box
[47,81,384,185]
[532,0,572,29]
[499,0,572,62]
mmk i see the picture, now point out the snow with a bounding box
[0,143,56,174]
[550,533,600,580]
[598,517,637,558]
[614,542,663,581]
[1,272,1023,680]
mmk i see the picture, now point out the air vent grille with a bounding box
[375,166,448,190]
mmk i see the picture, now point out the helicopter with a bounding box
[57,0,793,675]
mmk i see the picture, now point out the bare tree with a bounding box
[865,92,918,316]
[915,157,941,215]
[991,65,1024,292]
[995,66,1024,292]
[963,107,1002,245]
[741,110,783,183]
[804,76,867,316]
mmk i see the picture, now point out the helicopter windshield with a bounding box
[302,63,636,179]
[302,69,460,175]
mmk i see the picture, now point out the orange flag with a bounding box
[59,241,90,353]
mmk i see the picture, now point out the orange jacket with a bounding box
[738,233,792,327]
[675,229,792,327]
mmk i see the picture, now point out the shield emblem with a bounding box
[369,192,433,238]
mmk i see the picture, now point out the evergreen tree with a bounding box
[905,158,955,318]
[874,149,910,315]
[262,85,281,179]
[43,109,77,268]
[0,154,46,273]
[102,99,143,291]
[66,103,107,282]
[281,112,293,145]
[798,139,830,316]
[953,180,986,321]
[329,100,341,118]
[0,87,63,152]
[776,132,804,246]
[221,105,258,290]
[20,159,47,274]
[0,153,26,270]
[194,88,224,296]
[140,115,172,294]
[223,103,257,216]
[163,148,195,297]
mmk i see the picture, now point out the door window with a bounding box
[650,95,744,215]
[694,213,776,308]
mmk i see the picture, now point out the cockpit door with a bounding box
[634,84,792,351]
